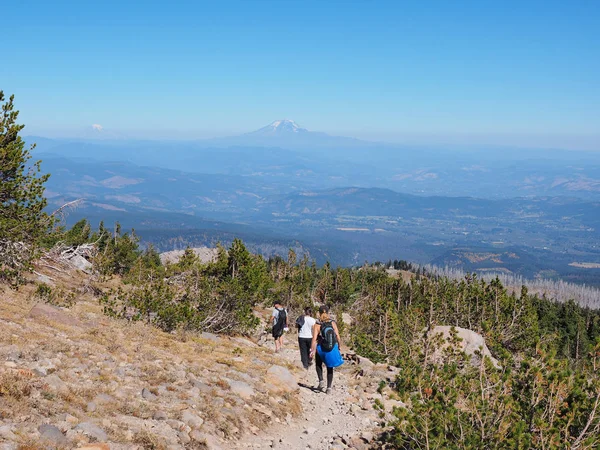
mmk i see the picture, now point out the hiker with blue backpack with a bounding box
[310,305,343,394]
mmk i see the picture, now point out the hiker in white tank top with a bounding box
[297,307,316,370]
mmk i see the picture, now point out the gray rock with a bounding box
[166,419,186,431]
[201,332,220,342]
[229,336,258,348]
[142,387,158,400]
[190,429,205,442]
[180,409,204,429]
[68,254,92,272]
[45,374,69,394]
[0,444,18,450]
[358,356,375,368]
[341,312,353,326]
[29,303,82,327]
[4,345,21,362]
[0,425,17,441]
[265,365,298,393]
[190,431,222,449]
[35,273,55,286]
[383,398,406,411]
[75,422,108,441]
[38,424,67,444]
[87,401,97,412]
[178,430,191,444]
[153,410,168,420]
[228,380,255,400]
[360,431,374,442]
[93,393,115,404]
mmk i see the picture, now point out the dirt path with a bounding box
[234,342,380,450]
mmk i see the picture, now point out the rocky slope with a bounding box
[0,264,399,449]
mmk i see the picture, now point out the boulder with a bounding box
[141,387,158,400]
[180,409,204,429]
[35,273,55,286]
[201,332,220,342]
[190,431,222,450]
[44,374,70,395]
[178,431,191,444]
[0,425,17,441]
[2,344,22,362]
[229,336,258,348]
[38,424,67,445]
[153,410,168,420]
[228,380,255,400]
[75,422,108,441]
[93,393,115,404]
[68,254,93,273]
[383,398,406,411]
[358,356,375,368]
[265,365,298,393]
[29,303,82,327]
[429,326,500,368]
[0,444,18,450]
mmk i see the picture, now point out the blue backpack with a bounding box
[320,321,337,351]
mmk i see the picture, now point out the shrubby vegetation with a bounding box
[100,239,270,334]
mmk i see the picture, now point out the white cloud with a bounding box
[92,124,103,131]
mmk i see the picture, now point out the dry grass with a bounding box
[0,371,33,399]
[132,429,168,450]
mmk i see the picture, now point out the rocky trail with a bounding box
[235,341,396,450]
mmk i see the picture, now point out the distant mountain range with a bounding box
[206,119,370,149]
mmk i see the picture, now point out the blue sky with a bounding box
[2,0,599,148]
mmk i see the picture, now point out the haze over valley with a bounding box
[31,120,600,286]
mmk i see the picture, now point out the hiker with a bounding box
[297,307,316,372]
[271,301,288,353]
[310,305,343,394]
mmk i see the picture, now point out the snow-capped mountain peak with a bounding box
[250,119,308,135]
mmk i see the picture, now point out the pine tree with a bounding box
[0,92,51,284]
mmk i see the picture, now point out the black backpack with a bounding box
[295,315,305,330]
[320,320,337,351]
[274,308,287,333]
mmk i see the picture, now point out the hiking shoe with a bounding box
[326,388,332,395]
[317,381,325,391]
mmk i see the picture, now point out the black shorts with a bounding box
[272,329,284,339]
